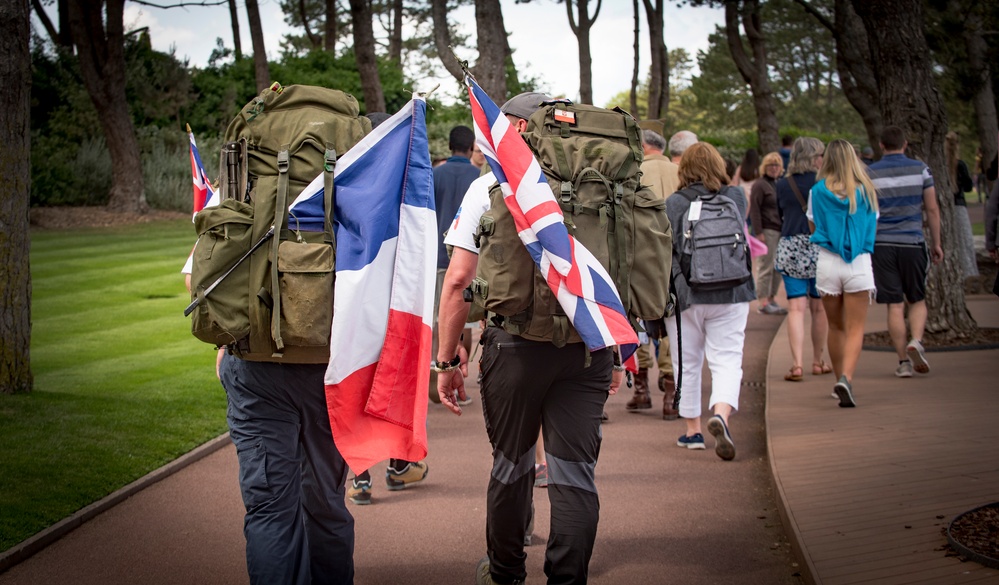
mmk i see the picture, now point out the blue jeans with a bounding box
[220,353,354,585]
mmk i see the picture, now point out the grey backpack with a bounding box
[677,185,751,292]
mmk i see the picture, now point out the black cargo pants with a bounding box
[479,326,612,585]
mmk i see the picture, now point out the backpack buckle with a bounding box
[324,147,337,172]
[560,182,572,203]
[277,150,290,173]
[614,182,624,205]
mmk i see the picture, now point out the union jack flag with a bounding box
[465,75,638,354]
[189,130,217,220]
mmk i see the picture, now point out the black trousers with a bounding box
[479,327,612,585]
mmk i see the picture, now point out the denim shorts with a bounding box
[781,273,820,299]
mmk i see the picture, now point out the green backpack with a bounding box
[188,83,371,363]
[470,102,673,346]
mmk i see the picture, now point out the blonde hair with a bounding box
[816,138,878,214]
[758,151,784,177]
[787,137,825,175]
[678,142,730,192]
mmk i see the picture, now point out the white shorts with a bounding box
[816,247,876,296]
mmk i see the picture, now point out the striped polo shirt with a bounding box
[867,153,934,245]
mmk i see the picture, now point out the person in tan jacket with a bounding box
[626,129,681,420]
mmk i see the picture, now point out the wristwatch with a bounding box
[431,355,461,373]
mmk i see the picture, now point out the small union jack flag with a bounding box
[465,75,638,355]
[188,129,217,220]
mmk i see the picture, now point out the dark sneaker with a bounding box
[534,463,548,488]
[475,556,523,585]
[385,461,428,491]
[676,433,706,450]
[346,478,372,505]
[706,414,736,461]
[906,339,929,374]
[833,376,856,408]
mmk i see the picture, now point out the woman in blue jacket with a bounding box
[808,139,879,408]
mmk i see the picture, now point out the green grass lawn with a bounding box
[0,219,228,552]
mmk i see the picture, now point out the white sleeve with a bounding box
[806,189,814,222]
[443,173,493,254]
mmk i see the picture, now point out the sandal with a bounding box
[812,361,833,375]
[784,366,803,382]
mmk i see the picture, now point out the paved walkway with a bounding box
[767,295,999,584]
[1,295,996,584]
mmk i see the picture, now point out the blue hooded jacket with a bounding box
[809,180,877,263]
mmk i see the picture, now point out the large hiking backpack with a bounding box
[676,185,752,292]
[470,101,673,346]
[188,83,371,363]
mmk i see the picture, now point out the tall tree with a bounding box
[432,0,511,101]
[349,0,386,113]
[723,0,780,152]
[388,0,403,64]
[851,0,976,336]
[958,3,997,185]
[642,0,669,120]
[67,0,147,213]
[565,0,601,104]
[629,0,640,117]
[245,0,270,92]
[794,0,882,157]
[228,0,243,59]
[324,0,337,52]
[0,0,33,394]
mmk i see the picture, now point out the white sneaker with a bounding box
[895,360,914,378]
[906,339,929,374]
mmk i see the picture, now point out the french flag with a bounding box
[323,98,435,473]
[465,75,638,357]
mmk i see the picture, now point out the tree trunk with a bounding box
[794,0,882,157]
[324,0,336,52]
[642,0,669,121]
[0,0,33,394]
[566,0,601,104]
[852,0,976,337]
[67,0,147,214]
[964,8,997,187]
[228,0,242,59]
[299,0,321,49]
[349,0,385,113]
[474,0,510,100]
[388,0,403,64]
[724,0,779,153]
[630,0,639,117]
[245,0,270,92]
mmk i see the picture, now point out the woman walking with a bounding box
[945,132,979,278]
[665,142,756,461]
[750,151,786,314]
[809,139,879,407]
[774,138,832,381]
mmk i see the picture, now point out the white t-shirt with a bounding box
[443,172,495,255]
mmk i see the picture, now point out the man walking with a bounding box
[867,125,943,377]
[626,129,680,419]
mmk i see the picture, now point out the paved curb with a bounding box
[764,318,818,585]
[0,432,232,575]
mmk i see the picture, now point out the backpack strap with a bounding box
[270,147,291,355]
[323,144,337,244]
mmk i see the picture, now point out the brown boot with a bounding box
[626,368,652,410]
[660,374,679,420]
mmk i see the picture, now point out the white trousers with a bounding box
[664,302,750,419]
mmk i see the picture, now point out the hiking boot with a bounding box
[385,461,428,491]
[833,376,856,408]
[476,556,524,585]
[626,368,652,411]
[347,478,372,505]
[534,463,548,488]
[661,375,679,420]
[706,414,736,461]
[676,433,706,449]
[906,339,930,374]
[895,360,914,378]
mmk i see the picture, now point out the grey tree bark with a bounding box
[67,0,148,214]
[432,0,510,101]
[724,0,779,153]
[349,0,386,113]
[565,0,601,104]
[794,0,882,158]
[852,0,976,336]
[642,0,669,120]
[324,0,336,52]
[228,0,242,59]
[0,0,33,394]
[388,0,403,64]
[245,0,270,92]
